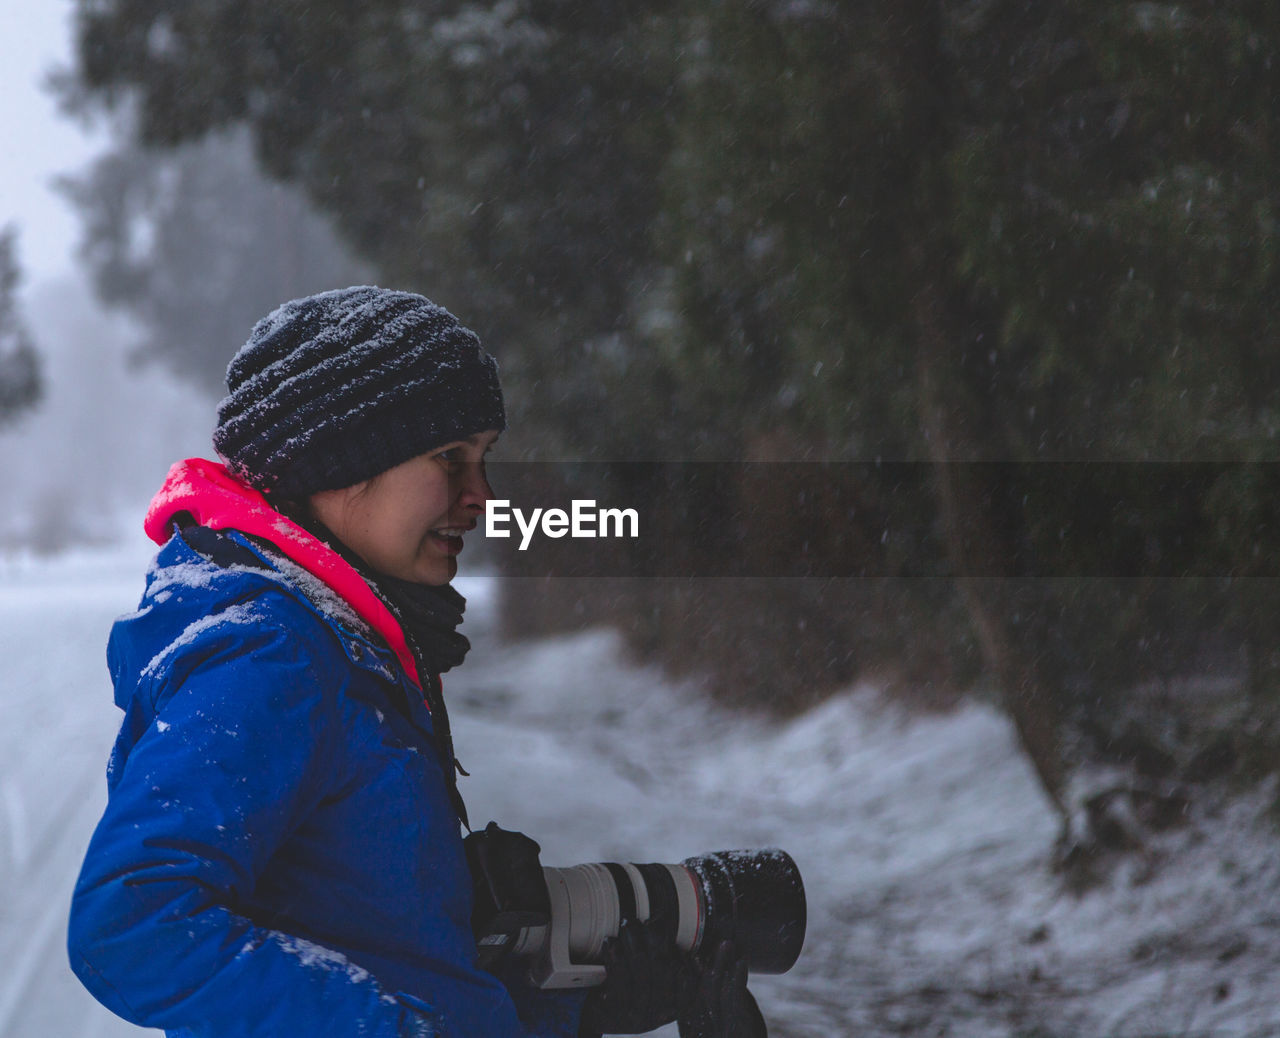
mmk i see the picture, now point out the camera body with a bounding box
[467,827,806,991]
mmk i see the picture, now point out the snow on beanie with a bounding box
[212,286,506,497]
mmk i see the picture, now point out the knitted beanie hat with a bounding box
[212,286,505,497]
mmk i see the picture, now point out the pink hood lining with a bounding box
[144,457,423,691]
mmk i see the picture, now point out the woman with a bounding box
[67,287,756,1038]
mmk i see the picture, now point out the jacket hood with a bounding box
[141,457,421,688]
[106,538,286,714]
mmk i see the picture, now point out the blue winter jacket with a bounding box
[68,475,583,1037]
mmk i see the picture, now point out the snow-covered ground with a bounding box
[2,542,1278,1038]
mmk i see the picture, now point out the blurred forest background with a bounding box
[4,0,1278,871]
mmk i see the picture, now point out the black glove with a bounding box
[677,941,767,1038]
[464,822,551,970]
[578,917,687,1036]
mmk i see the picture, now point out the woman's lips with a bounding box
[429,527,467,555]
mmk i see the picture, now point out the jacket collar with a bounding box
[145,457,423,689]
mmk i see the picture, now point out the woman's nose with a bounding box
[455,462,494,509]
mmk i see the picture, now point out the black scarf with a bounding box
[369,573,471,676]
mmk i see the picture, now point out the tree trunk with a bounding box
[892,0,1072,841]
[913,278,1071,834]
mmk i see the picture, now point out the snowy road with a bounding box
[0,550,155,1038]
[3,545,1278,1037]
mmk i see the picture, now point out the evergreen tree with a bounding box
[645,0,1280,836]
[60,0,1280,848]
[58,127,370,395]
[0,228,43,428]
[63,0,679,440]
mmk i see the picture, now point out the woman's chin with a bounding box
[410,555,457,586]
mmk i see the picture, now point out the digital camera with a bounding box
[468,828,806,990]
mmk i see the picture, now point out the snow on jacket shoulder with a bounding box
[68,468,581,1038]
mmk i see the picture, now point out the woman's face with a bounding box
[308,429,499,585]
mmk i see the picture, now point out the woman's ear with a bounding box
[309,479,376,529]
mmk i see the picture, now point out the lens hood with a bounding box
[683,848,806,975]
